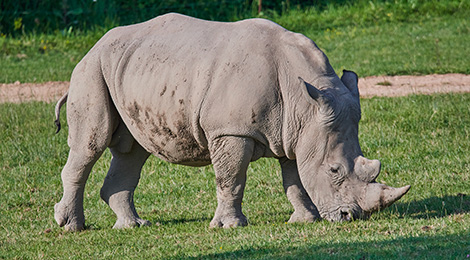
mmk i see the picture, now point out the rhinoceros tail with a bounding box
[54,92,68,134]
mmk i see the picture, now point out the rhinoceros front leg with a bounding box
[100,140,151,229]
[209,136,254,228]
[279,158,320,223]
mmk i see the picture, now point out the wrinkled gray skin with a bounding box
[54,13,410,231]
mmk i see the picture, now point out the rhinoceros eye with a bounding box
[328,163,346,186]
[330,164,340,173]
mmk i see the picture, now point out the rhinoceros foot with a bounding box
[209,214,248,228]
[288,209,320,223]
[54,201,85,231]
[113,217,151,229]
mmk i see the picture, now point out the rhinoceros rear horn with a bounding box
[360,183,411,213]
[341,70,359,98]
[355,156,381,183]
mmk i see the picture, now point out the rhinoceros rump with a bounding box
[54,13,410,231]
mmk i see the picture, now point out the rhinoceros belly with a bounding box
[122,98,211,166]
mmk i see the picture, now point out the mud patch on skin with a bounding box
[88,130,99,152]
[159,85,167,96]
[128,101,143,129]
[145,110,150,121]
[251,109,257,124]
[216,174,233,190]
[150,112,177,139]
[174,112,210,163]
[139,106,210,164]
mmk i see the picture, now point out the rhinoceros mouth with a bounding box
[340,210,352,221]
[318,204,363,222]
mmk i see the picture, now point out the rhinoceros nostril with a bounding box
[340,211,352,221]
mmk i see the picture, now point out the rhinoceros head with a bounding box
[294,70,410,221]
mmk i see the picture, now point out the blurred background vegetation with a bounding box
[1,0,467,36]
[1,0,468,83]
[1,0,339,35]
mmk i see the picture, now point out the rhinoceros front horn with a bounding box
[359,183,411,213]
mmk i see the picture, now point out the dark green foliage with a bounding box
[1,0,117,35]
[2,0,469,36]
[1,0,250,35]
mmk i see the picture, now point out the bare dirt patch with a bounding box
[1,74,469,103]
[0,81,69,103]
[358,74,470,98]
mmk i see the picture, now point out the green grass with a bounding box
[0,28,107,83]
[308,16,470,76]
[1,0,469,83]
[1,94,469,259]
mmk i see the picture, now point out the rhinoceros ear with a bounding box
[298,77,322,104]
[341,70,359,98]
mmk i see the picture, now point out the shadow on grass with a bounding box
[145,194,469,228]
[176,232,470,259]
[164,195,469,259]
[394,194,470,219]
[155,216,212,226]
[152,194,469,226]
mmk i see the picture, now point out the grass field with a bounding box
[1,94,469,259]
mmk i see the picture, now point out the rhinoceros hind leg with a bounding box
[55,150,104,231]
[100,137,151,229]
[279,158,320,223]
[55,62,116,231]
[209,136,254,228]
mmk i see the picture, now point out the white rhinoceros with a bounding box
[54,13,410,231]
